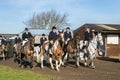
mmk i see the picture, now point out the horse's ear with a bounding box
[62,30,64,33]
[58,30,60,33]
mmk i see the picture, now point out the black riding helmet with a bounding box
[66,27,70,30]
[52,26,56,30]
[42,33,45,36]
[25,28,28,31]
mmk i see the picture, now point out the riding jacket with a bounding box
[48,31,58,41]
[64,31,72,41]
[15,37,22,44]
[22,32,32,40]
[84,31,92,41]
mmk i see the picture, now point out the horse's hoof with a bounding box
[91,66,95,69]
[76,65,80,68]
[56,69,60,72]
[41,66,44,69]
[19,64,21,67]
[84,63,88,67]
[51,67,54,70]
[21,65,24,68]
[58,65,61,68]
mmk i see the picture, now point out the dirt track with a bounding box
[0,57,120,80]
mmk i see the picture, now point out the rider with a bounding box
[22,28,33,46]
[82,27,92,50]
[64,27,73,45]
[40,33,47,47]
[64,27,73,52]
[48,26,58,54]
[15,34,22,44]
[49,26,58,41]
[14,34,22,50]
[21,28,33,53]
[91,29,96,39]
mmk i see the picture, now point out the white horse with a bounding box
[76,32,104,69]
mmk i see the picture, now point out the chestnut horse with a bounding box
[20,37,35,69]
[62,36,80,66]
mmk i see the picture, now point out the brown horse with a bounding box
[58,30,65,48]
[4,42,10,59]
[0,45,5,60]
[0,42,10,60]
[20,37,35,69]
[62,36,80,66]
[13,43,22,63]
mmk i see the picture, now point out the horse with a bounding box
[37,31,64,71]
[0,41,10,60]
[0,44,5,60]
[13,43,22,63]
[3,42,10,59]
[62,36,80,67]
[77,32,104,69]
[20,37,35,69]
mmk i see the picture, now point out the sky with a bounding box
[0,0,120,34]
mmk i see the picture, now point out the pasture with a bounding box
[0,57,120,80]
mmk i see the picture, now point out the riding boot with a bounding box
[64,44,67,52]
[47,43,52,55]
[21,46,24,53]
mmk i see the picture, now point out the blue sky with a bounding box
[0,0,120,34]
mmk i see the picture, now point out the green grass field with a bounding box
[0,65,56,80]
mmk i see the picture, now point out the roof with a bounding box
[29,29,51,35]
[0,34,16,39]
[74,24,120,33]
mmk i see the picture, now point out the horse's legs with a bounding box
[89,53,96,69]
[30,55,34,69]
[76,52,80,67]
[41,55,44,69]
[2,52,5,60]
[20,53,24,68]
[55,60,59,71]
[62,52,68,66]
[58,58,63,67]
[49,54,54,69]
[84,53,88,67]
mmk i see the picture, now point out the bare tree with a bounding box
[25,10,71,29]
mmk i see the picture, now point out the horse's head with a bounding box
[97,32,104,46]
[28,36,35,50]
[58,30,64,42]
[74,36,80,46]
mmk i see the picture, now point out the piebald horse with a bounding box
[77,32,103,69]
[38,31,64,71]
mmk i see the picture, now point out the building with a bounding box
[74,24,120,59]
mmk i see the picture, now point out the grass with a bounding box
[0,65,56,80]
